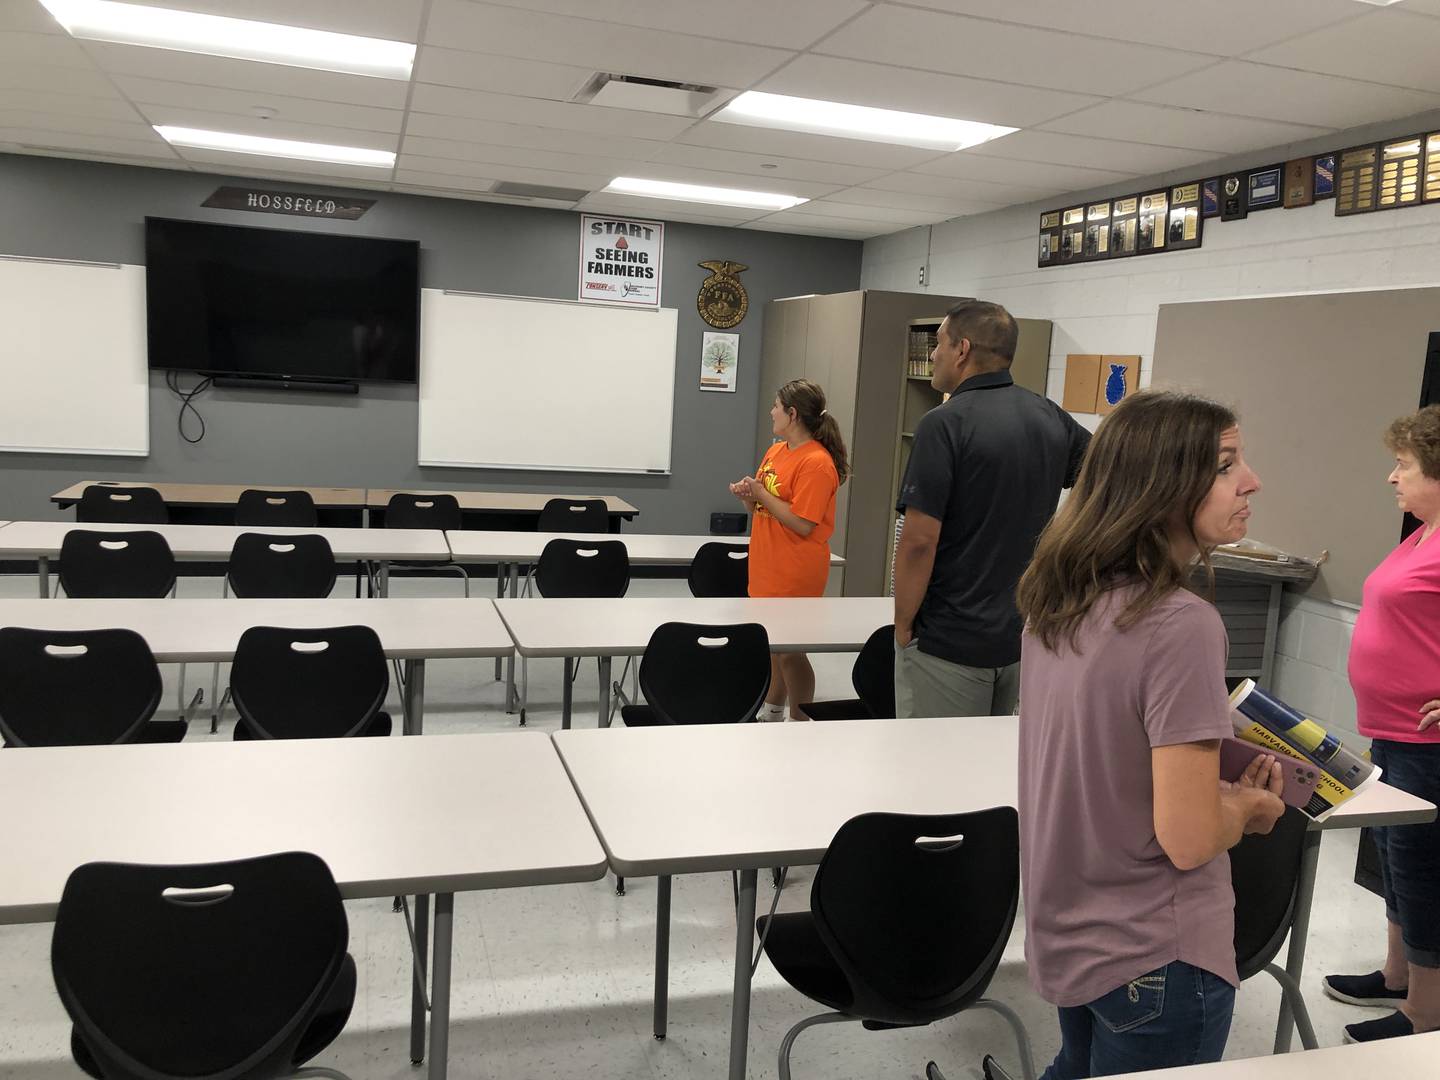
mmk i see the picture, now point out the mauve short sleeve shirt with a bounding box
[1018,586,1238,1007]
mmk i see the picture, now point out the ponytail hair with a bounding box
[777,378,850,485]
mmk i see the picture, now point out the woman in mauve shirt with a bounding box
[1325,405,1440,1045]
[1013,392,1286,1079]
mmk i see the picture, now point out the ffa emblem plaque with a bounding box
[697,260,749,329]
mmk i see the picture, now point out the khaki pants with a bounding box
[894,640,1019,718]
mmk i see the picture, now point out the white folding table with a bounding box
[552,716,1438,1080]
[0,734,607,1080]
[496,595,892,728]
[0,597,511,735]
[0,521,452,598]
[1110,1031,1440,1078]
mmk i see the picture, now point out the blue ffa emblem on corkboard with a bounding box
[1104,362,1128,406]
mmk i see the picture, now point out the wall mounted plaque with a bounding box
[1283,158,1315,208]
[201,186,375,219]
[1038,209,1062,267]
[1336,144,1379,216]
[1377,135,1422,210]
[1247,165,1283,211]
[1201,178,1221,218]
[1060,206,1085,263]
[1425,134,1440,204]
[1221,173,1247,220]
[1167,182,1202,250]
[1083,201,1111,259]
[1137,190,1168,253]
[1314,153,1336,200]
[1109,195,1139,258]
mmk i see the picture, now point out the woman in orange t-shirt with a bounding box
[729,379,849,719]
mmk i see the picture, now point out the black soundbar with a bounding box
[211,375,358,394]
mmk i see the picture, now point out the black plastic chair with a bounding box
[687,542,750,598]
[1230,806,1319,1049]
[380,493,469,597]
[76,485,169,524]
[536,497,609,533]
[758,808,1035,1080]
[227,533,337,599]
[230,625,392,740]
[52,852,356,1080]
[797,625,896,721]
[621,622,770,727]
[58,530,177,600]
[0,627,183,747]
[236,489,319,528]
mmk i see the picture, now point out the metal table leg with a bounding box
[428,893,455,1080]
[654,874,672,1040]
[598,656,612,728]
[494,562,505,680]
[37,555,49,598]
[403,659,426,736]
[379,560,391,597]
[410,895,431,1064]
[504,564,520,710]
[728,869,758,1080]
[562,656,574,731]
[1274,829,1322,1053]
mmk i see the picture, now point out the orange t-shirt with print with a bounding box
[748,439,839,598]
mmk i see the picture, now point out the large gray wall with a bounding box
[0,152,862,529]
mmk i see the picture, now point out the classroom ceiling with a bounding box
[5,0,1440,239]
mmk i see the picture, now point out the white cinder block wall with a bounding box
[860,111,1440,736]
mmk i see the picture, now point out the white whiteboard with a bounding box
[418,290,677,474]
[0,256,149,457]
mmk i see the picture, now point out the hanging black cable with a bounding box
[165,370,213,444]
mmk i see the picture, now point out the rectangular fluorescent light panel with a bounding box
[714,91,1017,152]
[39,0,415,79]
[155,126,395,168]
[603,177,807,211]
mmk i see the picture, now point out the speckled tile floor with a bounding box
[0,573,1401,1079]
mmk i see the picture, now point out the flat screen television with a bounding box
[145,217,420,384]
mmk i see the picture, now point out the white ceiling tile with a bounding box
[623,165,842,201]
[896,0,1366,56]
[414,47,592,100]
[141,106,400,151]
[1,1,62,33]
[576,192,761,226]
[748,208,908,237]
[2,144,193,172]
[423,1,793,87]
[401,126,666,164]
[863,168,1058,204]
[756,54,1099,129]
[395,154,496,180]
[906,151,1132,189]
[0,88,140,122]
[678,121,942,170]
[83,42,411,109]
[814,7,1215,97]
[390,183,578,209]
[0,30,97,67]
[741,218,872,240]
[116,77,404,134]
[432,160,610,192]
[0,109,155,141]
[0,63,116,97]
[0,126,177,157]
[150,1,425,42]
[1039,100,1331,154]
[648,142,888,186]
[400,146,630,181]
[827,185,1006,216]
[1398,0,1440,15]
[471,0,867,50]
[1136,61,1440,130]
[394,168,496,193]
[203,164,395,192]
[1247,9,1440,94]
[408,83,695,140]
[173,148,395,182]
[969,129,1217,175]
[797,199,950,226]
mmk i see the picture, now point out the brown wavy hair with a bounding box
[777,378,850,485]
[1016,391,1237,652]
[1385,404,1440,479]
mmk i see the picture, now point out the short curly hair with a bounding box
[1385,404,1440,480]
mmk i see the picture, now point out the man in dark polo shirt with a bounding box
[894,299,1090,717]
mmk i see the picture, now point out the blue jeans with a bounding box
[1370,739,1440,967]
[1040,961,1236,1079]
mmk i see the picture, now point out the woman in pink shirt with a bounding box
[1326,405,1440,1044]
[1013,392,1285,1078]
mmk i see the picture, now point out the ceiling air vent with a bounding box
[573,73,734,118]
[490,181,590,203]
